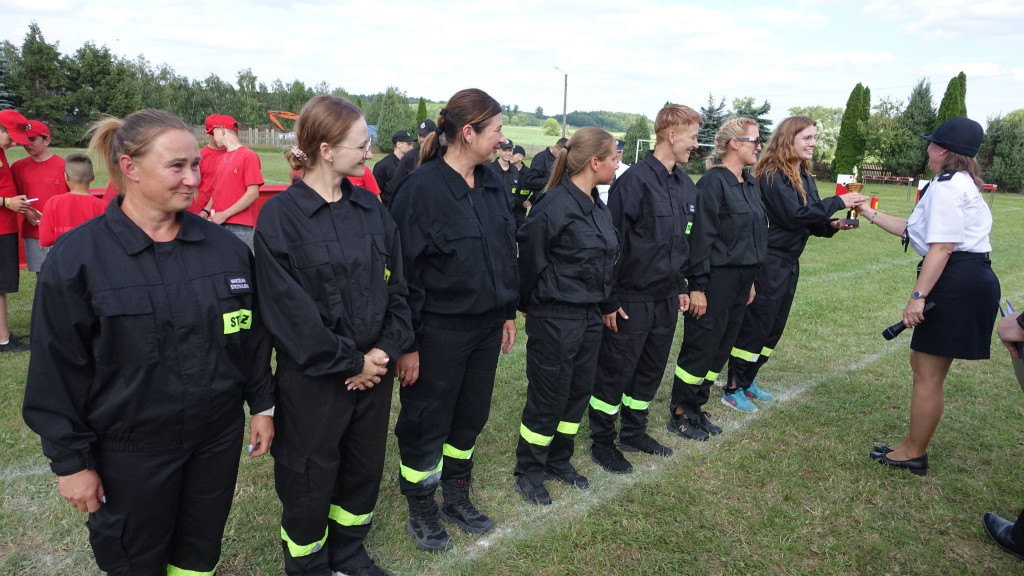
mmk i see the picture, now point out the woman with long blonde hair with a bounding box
[724,116,864,409]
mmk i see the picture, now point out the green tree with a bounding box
[979,110,1024,192]
[692,93,726,171]
[355,97,363,109]
[543,117,560,136]
[376,86,412,153]
[866,96,917,175]
[899,79,936,176]
[535,106,544,118]
[0,51,17,110]
[832,83,869,177]
[729,96,773,143]
[622,115,652,165]
[788,105,844,164]
[9,22,67,128]
[935,72,968,130]
[415,97,427,123]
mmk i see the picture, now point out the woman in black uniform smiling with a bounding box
[390,88,519,553]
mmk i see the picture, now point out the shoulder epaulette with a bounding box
[937,172,955,181]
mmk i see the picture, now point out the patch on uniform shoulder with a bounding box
[687,203,696,214]
[225,275,251,294]
[937,172,954,181]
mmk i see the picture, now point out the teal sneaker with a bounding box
[721,389,757,413]
[744,381,775,403]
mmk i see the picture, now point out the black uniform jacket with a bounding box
[390,158,519,348]
[687,167,768,292]
[255,179,413,376]
[489,158,521,209]
[521,147,557,192]
[760,169,841,257]
[517,179,619,316]
[604,152,697,313]
[23,200,274,476]
[372,151,401,207]
[392,145,421,193]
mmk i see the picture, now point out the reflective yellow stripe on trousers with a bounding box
[280,526,327,558]
[167,565,217,576]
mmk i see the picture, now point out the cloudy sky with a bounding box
[3,0,1022,126]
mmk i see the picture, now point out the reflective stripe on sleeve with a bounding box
[675,365,703,385]
[520,423,554,446]
[589,395,620,415]
[621,394,650,411]
[760,346,774,358]
[329,504,373,526]
[280,526,327,558]
[730,347,760,362]
[443,443,474,460]
[705,370,720,381]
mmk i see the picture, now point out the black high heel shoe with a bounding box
[876,452,928,476]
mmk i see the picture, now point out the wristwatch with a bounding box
[911,291,926,300]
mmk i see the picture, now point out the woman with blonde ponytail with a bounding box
[23,110,274,575]
[668,117,768,440]
[512,127,620,505]
[725,116,864,408]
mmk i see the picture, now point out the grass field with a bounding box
[2,181,1024,575]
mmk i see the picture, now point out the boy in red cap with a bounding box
[38,153,104,247]
[204,115,263,250]
[193,114,226,216]
[0,109,32,352]
[12,120,68,275]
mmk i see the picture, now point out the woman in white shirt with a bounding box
[856,116,999,477]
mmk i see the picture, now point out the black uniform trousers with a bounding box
[396,316,503,497]
[589,297,678,445]
[671,266,757,415]
[727,251,799,390]
[86,414,242,576]
[274,365,394,576]
[515,309,602,481]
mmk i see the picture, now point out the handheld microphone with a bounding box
[882,302,936,340]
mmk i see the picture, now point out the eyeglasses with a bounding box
[799,135,817,143]
[735,136,762,145]
[338,140,372,155]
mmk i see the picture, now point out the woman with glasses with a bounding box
[724,116,864,410]
[255,94,413,576]
[668,117,768,441]
[390,88,519,553]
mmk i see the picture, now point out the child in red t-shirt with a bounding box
[0,109,33,352]
[12,121,68,273]
[39,154,104,248]
[193,114,226,216]
[205,115,262,250]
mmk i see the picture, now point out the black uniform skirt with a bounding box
[911,253,999,360]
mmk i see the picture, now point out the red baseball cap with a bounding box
[25,120,50,138]
[0,110,32,145]
[208,114,239,133]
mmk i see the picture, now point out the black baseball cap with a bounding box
[615,139,625,152]
[921,116,983,158]
[499,139,514,150]
[513,145,526,156]
[392,130,414,144]
[417,119,437,137]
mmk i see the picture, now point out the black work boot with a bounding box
[405,494,453,553]
[619,432,674,457]
[545,463,590,489]
[590,442,633,473]
[514,474,552,505]
[439,479,494,534]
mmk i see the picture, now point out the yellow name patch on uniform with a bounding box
[384,267,391,283]
[685,221,693,235]
[223,309,252,334]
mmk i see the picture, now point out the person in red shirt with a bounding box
[205,115,262,250]
[193,114,226,216]
[0,109,32,352]
[12,120,69,274]
[39,154,104,247]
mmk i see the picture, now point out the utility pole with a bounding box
[554,66,567,139]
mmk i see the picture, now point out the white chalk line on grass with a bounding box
[421,340,905,574]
